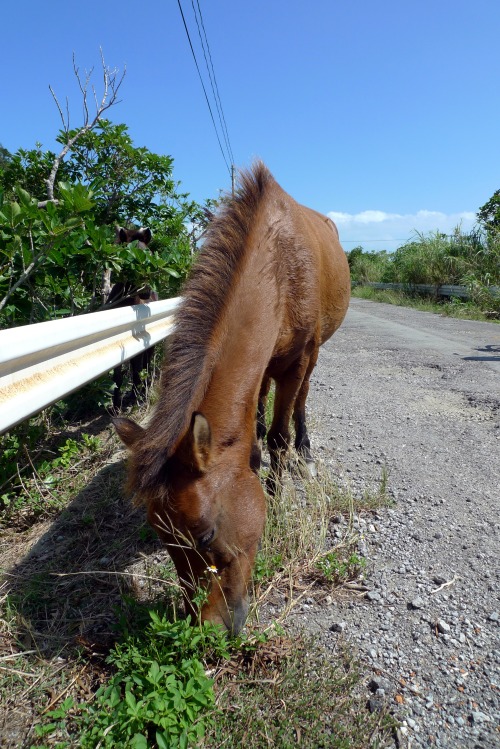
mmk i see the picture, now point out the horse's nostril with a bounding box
[198,528,215,549]
[228,599,249,636]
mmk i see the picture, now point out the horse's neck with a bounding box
[199,232,279,448]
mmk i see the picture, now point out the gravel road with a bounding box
[291,298,500,748]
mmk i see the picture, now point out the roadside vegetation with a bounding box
[347,225,500,320]
[0,56,211,331]
[351,285,496,321]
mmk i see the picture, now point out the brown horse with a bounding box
[105,227,158,409]
[114,163,350,633]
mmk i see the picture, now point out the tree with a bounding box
[0,144,11,169]
[477,190,500,233]
[0,55,205,327]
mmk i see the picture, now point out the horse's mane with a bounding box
[133,161,273,491]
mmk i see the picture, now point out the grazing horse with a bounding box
[114,163,350,633]
[106,227,157,409]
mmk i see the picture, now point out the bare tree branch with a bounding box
[50,84,66,132]
[44,50,126,202]
[0,250,47,312]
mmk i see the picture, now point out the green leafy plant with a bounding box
[315,551,366,584]
[80,655,212,748]
[253,551,283,583]
[59,612,230,748]
[34,697,76,742]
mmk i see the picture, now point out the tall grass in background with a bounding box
[389,227,499,286]
[345,246,392,284]
[347,226,500,316]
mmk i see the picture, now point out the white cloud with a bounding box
[328,209,477,252]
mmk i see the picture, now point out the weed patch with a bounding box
[251,460,389,615]
[209,635,395,748]
[35,612,226,748]
[315,550,366,584]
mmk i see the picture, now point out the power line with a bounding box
[342,233,461,243]
[176,0,233,176]
[342,238,409,243]
[192,0,235,165]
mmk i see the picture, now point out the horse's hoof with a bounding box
[306,460,317,479]
[297,459,317,479]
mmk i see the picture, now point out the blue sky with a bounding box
[3,0,499,251]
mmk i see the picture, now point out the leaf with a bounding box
[156,732,170,749]
[148,660,161,684]
[15,187,34,208]
[130,733,148,749]
[125,690,137,710]
[1,202,21,225]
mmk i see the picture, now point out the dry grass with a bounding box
[0,413,181,745]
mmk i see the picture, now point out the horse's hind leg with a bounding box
[266,353,313,490]
[127,353,145,406]
[293,348,319,478]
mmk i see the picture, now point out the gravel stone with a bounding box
[436,619,451,634]
[329,621,346,632]
[409,597,425,610]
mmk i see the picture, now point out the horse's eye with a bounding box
[198,528,215,549]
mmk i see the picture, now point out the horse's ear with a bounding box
[140,227,152,245]
[113,417,145,447]
[178,412,212,474]
[116,226,128,244]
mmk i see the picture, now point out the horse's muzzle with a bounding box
[202,596,249,636]
[227,598,249,636]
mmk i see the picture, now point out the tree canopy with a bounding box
[477,189,500,232]
[0,122,209,328]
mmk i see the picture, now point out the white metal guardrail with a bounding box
[0,297,181,435]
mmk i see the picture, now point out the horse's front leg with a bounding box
[249,375,272,474]
[257,374,271,444]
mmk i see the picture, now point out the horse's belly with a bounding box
[266,329,313,377]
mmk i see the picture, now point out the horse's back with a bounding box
[299,204,350,343]
[275,188,350,346]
